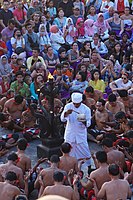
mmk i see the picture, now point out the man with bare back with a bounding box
[101,138,126,170]
[81,151,110,192]
[0,171,20,200]
[3,94,27,120]
[59,142,79,174]
[0,152,24,189]
[95,164,132,200]
[41,171,79,200]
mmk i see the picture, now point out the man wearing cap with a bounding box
[61,92,91,170]
[70,6,83,26]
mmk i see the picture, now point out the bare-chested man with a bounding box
[117,90,133,119]
[101,138,126,170]
[59,142,79,174]
[0,89,14,111]
[41,171,79,200]
[81,151,110,192]
[35,155,67,197]
[95,164,132,200]
[0,152,24,189]
[105,93,125,119]
[3,94,27,120]
[85,86,103,103]
[0,171,20,200]
[16,138,31,174]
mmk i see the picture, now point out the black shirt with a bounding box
[58,0,73,17]
[0,9,13,27]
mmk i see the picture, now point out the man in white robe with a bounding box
[61,92,91,170]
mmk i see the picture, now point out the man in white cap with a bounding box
[61,92,91,172]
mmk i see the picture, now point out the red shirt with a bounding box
[117,0,125,13]
[0,41,7,56]
[13,8,26,21]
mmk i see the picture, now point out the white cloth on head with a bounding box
[71,92,83,103]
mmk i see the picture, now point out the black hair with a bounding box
[17,138,27,150]
[118,90,128,98]
[97,98,106,106]
[0,112,6,121]
[127,120,133,128]
[29,103,37,111]
[78,71,87,81]
[5,171,17,181]
[55,63,63,70]
[50,154,60,163]
[108,164,119,176]
[125,64,132,71]
[58,47,66,54]
[115,111,126,120]
[15,95,23,104]
[53,171,64,182]
[32,47,40,52]
[85,86,94,93]
[8,19,15,25]
[109,31,116,36]
[15,70,23,77]
[127,130,133,139]
[108,93,116,102]
[13,29,22,37]
[12,133,19,142]
[128,145,133,153]
[60,142,71,153]
[7,152,18,161]
[91,69,101,81]
[96,151,107,163]
[0,32,2,39]
[101,138,113,148]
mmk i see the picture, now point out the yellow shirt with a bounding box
[89,79,105,93]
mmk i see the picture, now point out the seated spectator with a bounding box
[104,31,118,54]
[10,71,30,98]
[104,6,114,20]
[50,25,66,52]
[94,13,111,40]
[107,11,123,36]
[1,19,15,42]
[32,12,41,33]
[37,24,51,52]
[30,74,45,100]
[47,0,57,21]
[11,29,26,60]
[0,75,10,97]
[89,69,105,93]
[90,50,103,71]
[79,41,91,57]
[100,0,114,13]
[87,6,98,22]
[43,45,60,74]
[73,0,85,16]
[75,18,85,39]
[63,18,76,45]
[23,23,39,56]
[58,48,68,63]
[114,0,129,15]
[91,34,108,56]
[0,32,7,56]
[53,8,67,31]
[27,47,46,71]
[70,6,83,26]
[0,55,12,77]
[10,53,19,74]
[84,19,95,39]
[120,32,131,52]
[31,62,48,81]
[113,42,124,64]
[70,70,88,93]
[27,0,41,19]
[110,72,133,93]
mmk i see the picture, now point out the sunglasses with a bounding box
[122,77,127,80]
[11,57,17,59]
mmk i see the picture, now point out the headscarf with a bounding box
[39,24,47,35]
[84,19,95,36]
[76,18,85,37]
[64,18,76,37]
[0,55,12,76]
[50,25,59,33]
[94,13,110,33]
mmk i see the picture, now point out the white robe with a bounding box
[61,102,91,165]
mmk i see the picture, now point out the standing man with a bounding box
[61,92,92,171]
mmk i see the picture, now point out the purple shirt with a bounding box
[1,27,14,41]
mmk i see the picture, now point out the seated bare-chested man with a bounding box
[21,103,37,129]
[95,164,132,200]
[85,86,103,103]
[41,171,79,200]
[16,138,31,174]
[0,171,20,200]
[59,142,79,174]
[3,94,27,121]
[105,93,125,119]
[117,90,133,119]
[101,138,126,170]
[0,89,14,111]
[0,152,24,189]
[81,151,110,192]
[35,155,67,197]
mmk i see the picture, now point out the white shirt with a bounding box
[61,102,91,144]
[91,41,108,54]
[11,37,25,49]
[114,78,132,89]
[100,1,114,12]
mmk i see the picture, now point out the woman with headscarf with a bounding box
[0,55,12,77]
[75,18,85,39]
[94,13,111,40]
[63,18,76,45]
[37,24,51,52]
[84,19,95,39]
[50,25,66,51]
